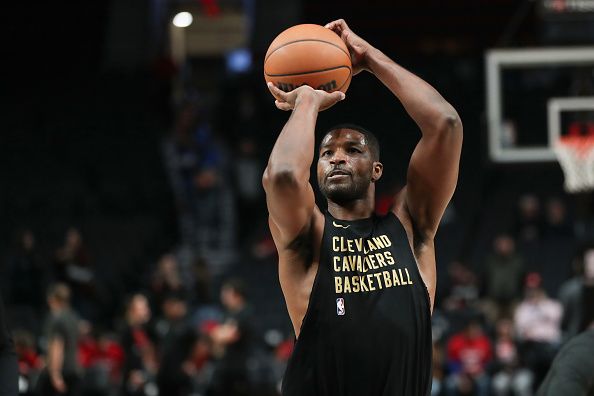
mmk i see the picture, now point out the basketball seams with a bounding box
[264,38,351,64]
[264,65,352,78]
[264,25,352,94]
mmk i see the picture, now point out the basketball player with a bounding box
[263,19,462,395]
[0,294,18,396]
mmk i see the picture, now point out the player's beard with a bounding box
[319,171,371,204]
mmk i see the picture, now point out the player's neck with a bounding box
[327,198,375,221]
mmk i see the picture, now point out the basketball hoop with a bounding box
[554,132,594,193]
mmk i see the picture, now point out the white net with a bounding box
[554,136,594,193]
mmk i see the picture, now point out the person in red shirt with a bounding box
[446,318,493,396]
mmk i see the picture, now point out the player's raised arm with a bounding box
[327,19,463,240]
[374,53,462,239]
[262,84,345,246]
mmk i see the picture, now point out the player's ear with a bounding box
[371,162,383,182]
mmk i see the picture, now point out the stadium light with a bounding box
[172,12,193,28]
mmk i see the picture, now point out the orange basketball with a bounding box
[264,24,352,97]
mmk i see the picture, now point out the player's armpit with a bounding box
[263,167,317,247]
[404,114,462,239]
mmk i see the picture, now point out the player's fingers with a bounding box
[330,91,346,102]
[325,19,345,27]
[331,19,348,30]
[267,82,287,100]
[324,20,343,33]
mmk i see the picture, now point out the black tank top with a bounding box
[282,212,432,396]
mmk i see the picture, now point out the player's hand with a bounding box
[325,19,371,75]
[267,83,345,112]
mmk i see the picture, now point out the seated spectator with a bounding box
[150,254,185,315]
[445,317,492,396]
[514,273,563,390]
[491,318,533,396]
[443,261,479,312]
[155,292,197,396]
[542,197,573,238]
[184,333,213,395]
[482,234,525,322]
[514,194,542,243]
[514,194,544,268]
[78,322,124,394]
[13,329,42,396]
[208,279,257,396]
[53,228,99,322]
[189,256,214,307]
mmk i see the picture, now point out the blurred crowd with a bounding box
[1,85,290,396]
[2,226,286,396]
[429,194,594,396]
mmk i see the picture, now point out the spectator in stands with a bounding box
[514,194,542,243]
[185,333,213,395]
[162,101,204,246]
[4,229,47,332]
[514,194,545,268]
[150,253,185,314]
[208,278,256,396]
[189,256,213,307]
[37,283,81,396]
[190,124,236,268]
[77,322,124,395]
[482,233,525,322]
[543,197,573,238]
[53,228,99,322]
[491,318,533,396]
[120,294,158,396]
[514,272,563,390]
[162,99,236,267]
[13,329,42,396]
[443,261,479,312]
[155,292,197,396]
[445,317,492,396]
